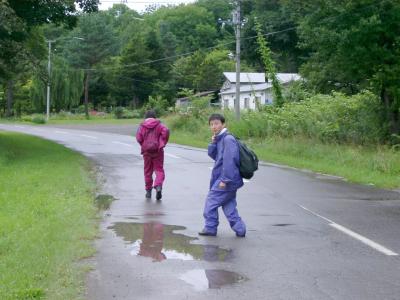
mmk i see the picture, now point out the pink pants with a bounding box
[143,152,165,190]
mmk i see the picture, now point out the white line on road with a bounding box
[79,134,97,139]
[298,205,398,256]
[55,130,69,134]
[112,141,134,148]
[165,153,180,159]
[14,125,25,128]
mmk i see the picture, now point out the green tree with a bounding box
[0,0,97,116]
[64,12,117,117]
[195,49,235,91]
[255,20,283,107]
[283,0,400,135]
[148,4,218,54]
[241,0,302,72]
[110,31,157,108]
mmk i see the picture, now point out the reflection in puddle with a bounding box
[180,269,247,291]
[108,222,232,262]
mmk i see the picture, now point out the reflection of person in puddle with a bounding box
[139,222,166,262]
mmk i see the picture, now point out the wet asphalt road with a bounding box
[1,123,400,300]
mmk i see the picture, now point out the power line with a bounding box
[83,26,297,72]
[82,0,391,72]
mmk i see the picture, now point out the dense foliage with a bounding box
[1,0,399,141]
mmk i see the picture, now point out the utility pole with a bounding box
[46,40,53,121]
[218,1,243,120]
[45,37,84,121]
[234,0,241,121]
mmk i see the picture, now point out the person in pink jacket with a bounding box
[136,110,170,200]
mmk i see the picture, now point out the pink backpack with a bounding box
[142,124,160,153]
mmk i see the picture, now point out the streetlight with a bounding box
[45,36,84,121]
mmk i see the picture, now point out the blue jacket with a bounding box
[208,130,243,191]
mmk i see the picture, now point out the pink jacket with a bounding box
[136,118,169,155]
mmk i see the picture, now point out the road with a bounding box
[1,123,400,300]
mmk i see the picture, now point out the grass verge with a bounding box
[251,137,400,189]
[46,118,141,125]
[167,127,400,189]
[0,132,98,299]
[0,117,141,126]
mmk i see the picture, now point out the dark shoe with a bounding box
[236,232,246,238]
[198,230,217,237]
[155,186,162,200]
[145,189,152,199]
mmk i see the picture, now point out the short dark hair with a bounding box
[208,113,225,124]
[144,110,157,119]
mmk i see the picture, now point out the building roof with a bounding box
[223,72,266,83]
[223,72,300,84]
[220,83,272,95]
[220,73,301,95]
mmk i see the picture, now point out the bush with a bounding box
[74,103,94,114]
[143,95,169,117]
[114,107,124,119]
[113,107,140,119]
[230,91,385,144]
[169,113,206,132]
[169,91,386,145]
[283,80,313,103]
[31,114,46,124]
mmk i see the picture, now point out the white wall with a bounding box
[222,91,270,110]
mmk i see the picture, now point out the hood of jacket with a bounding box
[141,118,161,129]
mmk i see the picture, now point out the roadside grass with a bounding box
[46,118,141,125]
[251,137,400,189]
[165,119,400,189]
[0,132,98,299]
[169,129,209,148]
[0,116,141,126]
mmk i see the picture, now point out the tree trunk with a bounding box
[6,79,13,117]
[84,71,90,119]
[381,87,400,135]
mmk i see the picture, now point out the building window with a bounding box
[244,98,250,109]
[224,99,229,109]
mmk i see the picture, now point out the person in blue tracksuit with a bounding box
[199,113,246,237]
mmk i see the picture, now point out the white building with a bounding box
[219,72,301,110]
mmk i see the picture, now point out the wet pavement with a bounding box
[1,123,400,300]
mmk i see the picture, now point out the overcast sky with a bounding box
[98,0,196,13]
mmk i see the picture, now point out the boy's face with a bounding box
[209,119,225,135]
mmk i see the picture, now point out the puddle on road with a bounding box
[108,222,232,262]
[95,194,116,210]
[180,269,247,291]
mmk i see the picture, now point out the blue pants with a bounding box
[203,190,246,236]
